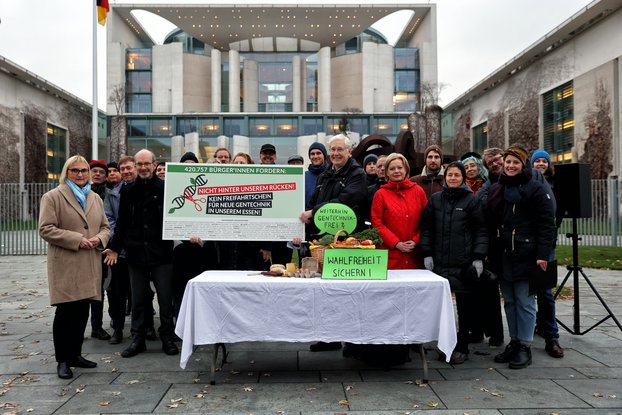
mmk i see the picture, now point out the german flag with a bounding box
[97,0,109,26]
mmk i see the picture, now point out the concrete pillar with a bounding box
[171,135,184,163]
[301,61,308,112]
[184,132,199,160]
[292,55,302,112]
[211,50,221,112]
[243,59,258,112]
[229,50,240,112]
[318,47,331,112]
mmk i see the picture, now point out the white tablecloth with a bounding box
[176,270,457,369]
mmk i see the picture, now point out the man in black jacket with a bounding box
[103,149,178,358]
[299,134,367,352]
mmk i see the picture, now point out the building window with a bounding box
[543,81,574,162]
[46,124,67,182]
[306,56,318,112]
[393,48,420,112]
[177,118,198,135]
[126,48,152,113]
[199,118,221,136]
[150,119,173,137]
[472,122,488,154]
[127,119,148,137]
[258,62,293,112]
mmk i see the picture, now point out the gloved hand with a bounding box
[424,257,434,271]
[473,259,483,277]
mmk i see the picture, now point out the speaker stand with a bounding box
[554,218,622,335]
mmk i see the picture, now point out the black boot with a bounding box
[162,337,179,355]
[68,356,97,368]
[545,339,564,358]
[57,362,73,379]
[109,330,123,345]
[509,344,532,369]
[121,339,146,358]
[494,340,520,363]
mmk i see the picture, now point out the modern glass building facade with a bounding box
[106,4,438,162]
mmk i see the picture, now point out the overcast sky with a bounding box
[0,0,594,110]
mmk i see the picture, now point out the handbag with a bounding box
[528,260,558,295]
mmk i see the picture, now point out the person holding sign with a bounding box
[370,153,428,269]
[419,161,489,365]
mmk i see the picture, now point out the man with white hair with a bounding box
[299,134,367,352]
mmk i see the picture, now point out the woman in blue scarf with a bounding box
[39,155,111,379]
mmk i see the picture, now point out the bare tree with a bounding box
[580,80,613,179]
[107,84,127,161]
[420,81,448,112]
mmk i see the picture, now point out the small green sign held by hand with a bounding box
[314,203,357,235]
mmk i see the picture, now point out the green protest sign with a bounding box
[313,203,357,235]
[321,249,388,280]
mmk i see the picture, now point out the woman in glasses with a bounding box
[39,155,111,379]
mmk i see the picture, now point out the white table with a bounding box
[175,270,457,380]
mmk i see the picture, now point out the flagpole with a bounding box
[92,0,98,160]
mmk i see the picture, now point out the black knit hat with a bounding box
[180,152,199,163]
[107,161,119,170]
[363,153,378,167]
[308,142,327,159]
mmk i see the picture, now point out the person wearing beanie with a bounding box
[485,145,556,370]
[106,161,121,189]
[530,149,564,359]
[410,144,445,199]
[363,153,378,186]
[531,149,554,180]
[180,152,199,163]
[420,161,488,364]
[304,142,329,206]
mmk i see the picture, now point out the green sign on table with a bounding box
[322,249,388,280]
[313,203,357,235]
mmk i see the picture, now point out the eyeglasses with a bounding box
[68,168,89,175]
[136,162,154,168]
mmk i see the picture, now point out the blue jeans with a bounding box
[500,279,536,344]
[536,288,560,340]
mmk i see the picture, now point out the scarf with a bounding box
[66,180,91,210]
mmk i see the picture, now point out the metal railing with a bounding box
[0,179,619,255]
[0,183,55,255]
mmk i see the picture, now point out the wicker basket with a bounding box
[310,230,350,271]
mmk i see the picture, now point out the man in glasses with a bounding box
[103,149,178,358]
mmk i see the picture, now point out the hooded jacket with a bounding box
[419,183,488,292]
[410,165,445,200]
[371,179,428,269]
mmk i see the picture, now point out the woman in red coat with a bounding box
[371,153,428,269]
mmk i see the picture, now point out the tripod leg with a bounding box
[578,269,622,332]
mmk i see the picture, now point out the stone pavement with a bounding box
[1,255,621,415]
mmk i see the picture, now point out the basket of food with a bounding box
[309,229,382,271]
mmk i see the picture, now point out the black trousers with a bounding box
[108,257,131,331]
[54,300,90,362]
[89,261,108,330]
[128,263,173,341]
[173,243,207,318]
[455,292,477,354]
[470,279,504,340]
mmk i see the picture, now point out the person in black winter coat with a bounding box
[103,149,178,359]
[486,146,556,370]
[299,134,367,353]
[420,161,488,364]
[301,134,368,240]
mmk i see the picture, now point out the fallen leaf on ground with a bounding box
[112,391,121,396]
[593,392,603,397]
[127,379,140,384]
[243,387,254,392]
[338,399,349,406]
[76,386,86,393]
[229,370,240,375]
[426,401,439,408]
[306,387,317,391]
[345,385,354,390]
[98,401,111,406]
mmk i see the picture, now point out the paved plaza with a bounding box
[1,255,621,414]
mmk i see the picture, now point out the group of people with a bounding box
[300,138,562,370]
[39,137,562,380]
